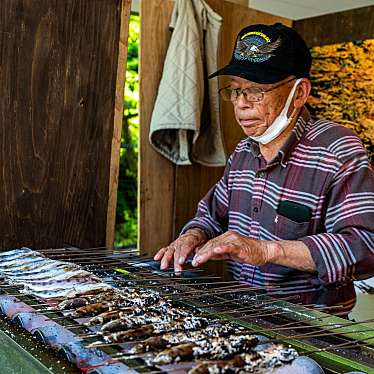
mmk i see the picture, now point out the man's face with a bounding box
[230,76,295,137]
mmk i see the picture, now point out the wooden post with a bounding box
[106,0,132,251]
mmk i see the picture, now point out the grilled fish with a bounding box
[102,317,210,342]
[0,247,34,260]
[69,302,111,318]
[21,282,113,299]
[85,307,135,325]
[20,270,99,286]
[192,335,259,360]
[6,262,78,279]
[130,324,244,354]
[188,344,298,374]
[188,353,260,374]
[102,325,155,342]
[57,297,89,310]
[151,343,195,365]
[0,256,47,271]
[22,279,89,293]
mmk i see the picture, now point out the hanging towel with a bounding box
[149,0,226,167]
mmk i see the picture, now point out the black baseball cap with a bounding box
[209,23,311,84]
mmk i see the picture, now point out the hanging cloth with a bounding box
[149,0,226,166]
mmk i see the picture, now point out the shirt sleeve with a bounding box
[300,152,374,285]
[180,155,232,239]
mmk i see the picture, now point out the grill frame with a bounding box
[0,247,373,373]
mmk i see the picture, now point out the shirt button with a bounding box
[258,171,266,178]
[253,207,259,213]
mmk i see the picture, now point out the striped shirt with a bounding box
[182,107,374,313]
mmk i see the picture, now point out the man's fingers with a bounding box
[214,244,239,255]
[192,243,236,266]
[160,247,174,270]
[178,242,194,265]
[173,246,183,274]
[154,247,167,261]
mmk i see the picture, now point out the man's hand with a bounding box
[153,228,208,273]
[191,230,276,267]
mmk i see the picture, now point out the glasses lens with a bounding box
[243,89,262,102]
[219,88,233,101]
[219,88,264,102]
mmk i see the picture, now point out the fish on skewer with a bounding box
[188,353,261,374]
[56,290,125,311]
[100,310,185,333]
[16,270,99,286]
[85,307,135,325]
[188,344,298,374]
[57,297,89,310]
[99,304,204,333]
[151,343,195,364]
[95,317,211,344]
[69,302,112,318]
[20,282,113,299]
[129,324,247,354]
[6,262,79,279]
[67,292,164,318]
[148,334,259,365]
[21,276,102,294]
[0,247,34,260]
[85,301,186,325]
[0,252,44,268]
[7,266,83,284]
[0,257,49,272]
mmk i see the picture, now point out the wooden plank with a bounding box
[0,0,123,250]
[294,6,374,47]
[106,0,132,251]
[139,0,176,255]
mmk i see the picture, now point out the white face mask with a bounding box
[250,78,302,145]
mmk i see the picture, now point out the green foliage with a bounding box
[115,14,139,248]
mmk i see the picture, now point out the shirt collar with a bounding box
[278,106,311,167]
[248,106,311,167]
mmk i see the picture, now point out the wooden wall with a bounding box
[139,0,291,255]
[294,6,374,47]
[0,0,131,250]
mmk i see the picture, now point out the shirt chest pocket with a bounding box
[274,213,311,240]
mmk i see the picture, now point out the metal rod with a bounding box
[85,341,125,348]
[258,327,374,345]
[108,276,223,285]
[246,317,374,335]
[46,250,140,257]
[306,336,374,355]
[161,283,263,297]
[38,246,138,254]
[180,287,271,299]
[216,296,298,315]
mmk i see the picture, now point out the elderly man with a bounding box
[154,23,374,315]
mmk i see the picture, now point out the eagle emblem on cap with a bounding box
[236,36,281,59]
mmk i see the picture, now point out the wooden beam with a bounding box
[106,0,132,251]
[139,0,176,255]
[294,6,374,47]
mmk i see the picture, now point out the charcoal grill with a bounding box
[0,246,373,374]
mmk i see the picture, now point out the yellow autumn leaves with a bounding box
[308,39,374,160]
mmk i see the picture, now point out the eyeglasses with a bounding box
[218,77,295,103]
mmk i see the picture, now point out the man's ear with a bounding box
[294,79,311,109]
